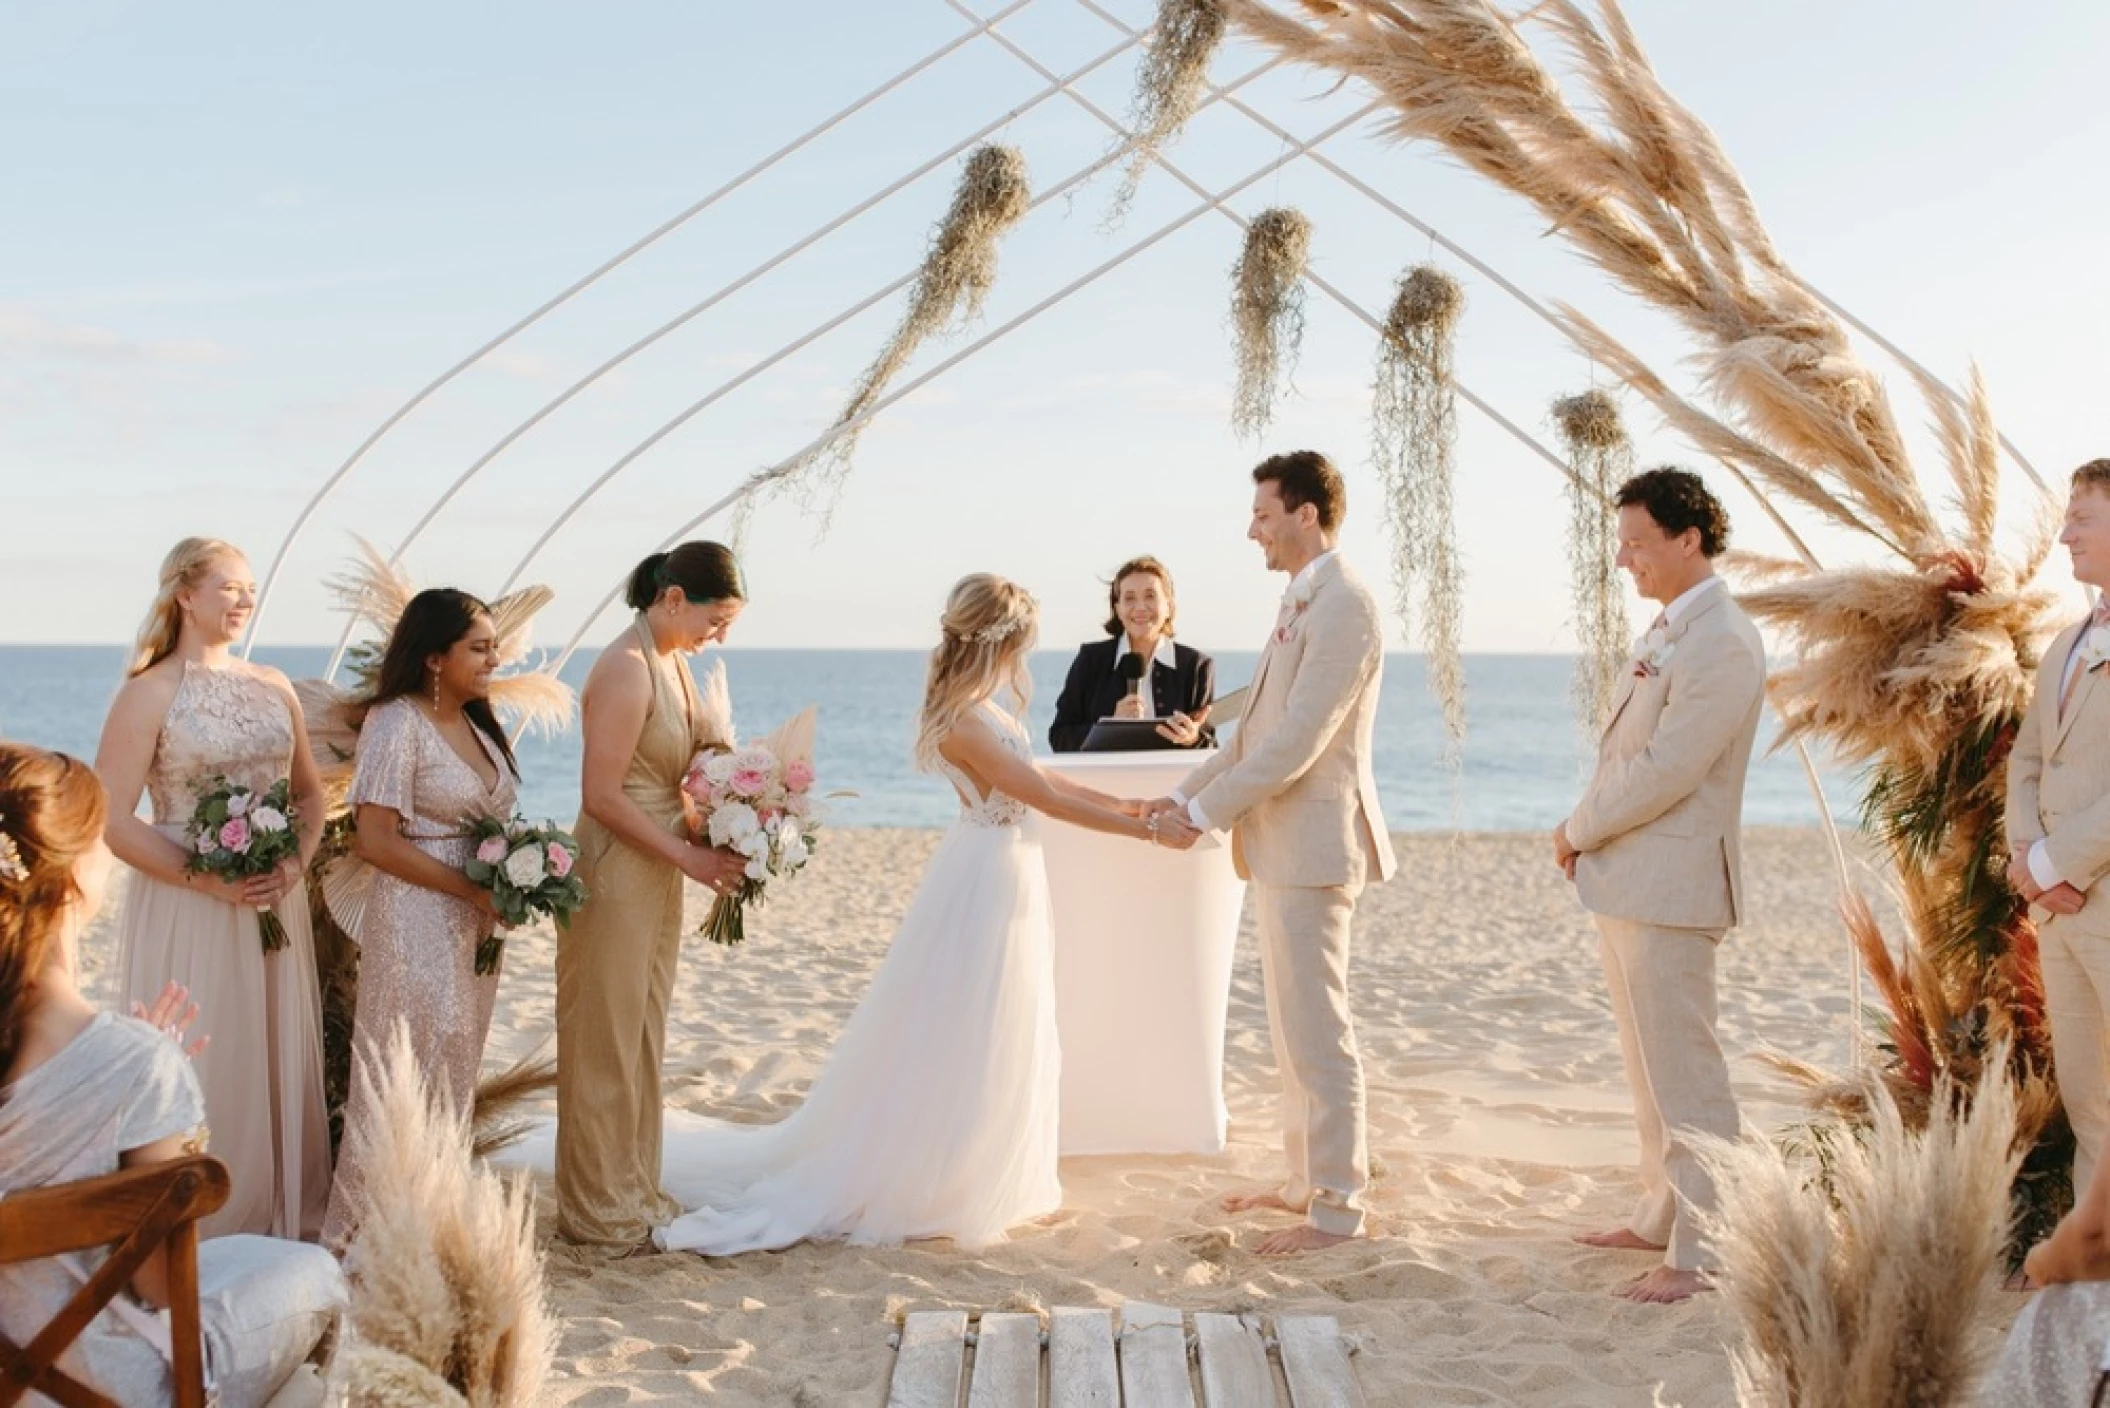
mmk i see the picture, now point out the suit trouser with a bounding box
[2039,912,2110,1196]
[1254,881,1369,1236]
[1594,914,1740,1271]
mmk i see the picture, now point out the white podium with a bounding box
[1039,751,1247,1156]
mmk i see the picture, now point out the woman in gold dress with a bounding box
[320,589,521,1250]
[556,542,750,1254]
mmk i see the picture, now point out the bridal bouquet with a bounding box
[680,708,824,947]
[184,776,301,953]
[463,815,587,974]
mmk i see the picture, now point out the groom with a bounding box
[1554,466,1765,1304]
[1149,449,1395,1255]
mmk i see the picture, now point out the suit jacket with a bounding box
[1049,639,1216,752]
[1178,555,1396,890]
[1568,584,1766,932]
[2007,617,2110,931]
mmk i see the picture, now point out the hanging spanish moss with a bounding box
[1229,208,1312,439]
[1371,264,1467,757]
[1553,389,1634,733]
[1107,0,1228,222]
[797,144,1032,510]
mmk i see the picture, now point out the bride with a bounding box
[650,573,1199,1254]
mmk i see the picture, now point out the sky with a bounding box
[4,0,2107,654]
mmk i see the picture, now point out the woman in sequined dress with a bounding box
[319,589,521,1251]
[94,537,332,1241]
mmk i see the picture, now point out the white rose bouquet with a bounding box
[462,814,587,974]
[184,775,301,952]
[680,707,827,947]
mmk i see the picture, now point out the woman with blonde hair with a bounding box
[94,538,332,1241]
[642,573,1197,1257]
[0,742,346,1404]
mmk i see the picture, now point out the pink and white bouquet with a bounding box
[680,708,825,947]
[184,775,301,953]
[463,814,588,974]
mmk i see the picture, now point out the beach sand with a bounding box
[81,827,2025,1404]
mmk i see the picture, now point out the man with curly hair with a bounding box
[1554,466,1767,1304]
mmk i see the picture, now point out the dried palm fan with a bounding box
[1225,0,2067,1253]
[1371,265,1467,756]
[1229,207,1313,439]
[792,144,1031,515]
[1552,389,1632,733]
[1107,0,1229,223]
[1698,1053,2024,1407]
[330,1021,554,1408]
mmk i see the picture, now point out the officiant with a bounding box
[1050,556,1216,752]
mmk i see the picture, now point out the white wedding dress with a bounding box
[649,702,1063,1254]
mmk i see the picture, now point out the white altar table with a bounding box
[1039,751,1246,1156]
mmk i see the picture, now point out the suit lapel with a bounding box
[2053,622,2094,756]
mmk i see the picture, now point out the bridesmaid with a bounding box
[94,537,332,1240]
[556,542,749,1255]
[321,589,520,1251]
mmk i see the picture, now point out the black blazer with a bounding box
[1049,639,1217,752]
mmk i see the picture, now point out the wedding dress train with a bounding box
[650,703,1062,1254]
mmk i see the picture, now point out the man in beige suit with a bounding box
[1553,467,1766,1304]
[2007,458,2110,1198]
[1148,450,1396,1255]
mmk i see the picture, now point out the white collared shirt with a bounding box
[1113,634,1180,720]
[1658,573,1724,628]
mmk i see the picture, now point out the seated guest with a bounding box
[1050,556,1215,752]
[0,742,346,1407]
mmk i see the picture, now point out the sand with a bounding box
[78,828,2026,1404]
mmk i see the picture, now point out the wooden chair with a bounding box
[0,1154,231,1408]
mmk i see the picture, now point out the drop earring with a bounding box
[430,673,441,712]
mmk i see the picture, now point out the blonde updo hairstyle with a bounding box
[130,536,244,677]
[914,574,1039,772]
[0,744,109,1090]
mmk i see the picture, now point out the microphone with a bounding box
[1118,653,1145,702]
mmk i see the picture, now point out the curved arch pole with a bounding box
[541,100,1386,677]
[244,0,1041,655]
[321,25,1152,680]
[486,55,1292,613]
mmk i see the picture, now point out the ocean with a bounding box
[0,646,1853,831]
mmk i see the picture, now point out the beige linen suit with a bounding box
[1565,581,1765,1271]
[2007,615,2110,1194]
[1177,553,1396,1236]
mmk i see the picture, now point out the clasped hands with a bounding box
[1123,796,1203,850]
[1552,822,1579,882]
[2008,849,2087,916]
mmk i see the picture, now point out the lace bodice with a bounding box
[934,705,1032,828]
[145,662,296,825]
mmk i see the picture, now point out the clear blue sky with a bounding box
[5,0,2105,653]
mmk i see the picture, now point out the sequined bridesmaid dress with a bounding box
[320,696,515,1249]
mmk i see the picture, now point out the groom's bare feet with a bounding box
[1219,1188,1297,1216]
[1616,1266,1710,1304]
[1257,1224,1358,1256]
[1572,1227,1666,1252]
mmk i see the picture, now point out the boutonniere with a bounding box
[1274,597,1310,645]
[1630,624,1674,678]
[2073,623,2110,677]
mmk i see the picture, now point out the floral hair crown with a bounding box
[0,815,25,886]
[955,590,1036,647]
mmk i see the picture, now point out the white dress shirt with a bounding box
[1658,573,1724,628]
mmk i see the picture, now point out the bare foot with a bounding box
[1258,1224,1358,1256]
[1572,1227,1667,1252]
[1616,1266,1710,1304]
[1219,1188,1297,1216]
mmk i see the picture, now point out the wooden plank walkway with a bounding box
[886,1303,1362,1408]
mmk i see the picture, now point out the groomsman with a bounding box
[2007,458,2110,1197]
[1554,467,1766,1304]
[1149,450,1395,1255]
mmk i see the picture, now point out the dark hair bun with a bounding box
[624,553,673,611]
[627,543,744,612]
